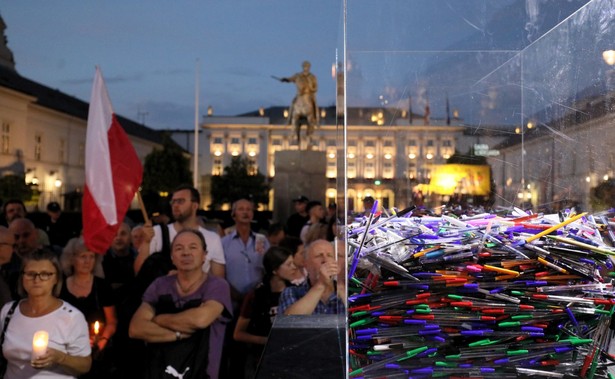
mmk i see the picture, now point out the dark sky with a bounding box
[1,1,342,129]
[1,0,600,130]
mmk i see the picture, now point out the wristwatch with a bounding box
[175,331,181,340]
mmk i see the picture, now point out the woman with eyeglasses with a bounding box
[59,237,117,378]
[0,248,91,378]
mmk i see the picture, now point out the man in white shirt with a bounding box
[134,185,225,278]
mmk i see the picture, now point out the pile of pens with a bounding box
[347,205,615,378]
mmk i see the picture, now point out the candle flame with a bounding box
[94,321,100,335]
[33,335,47,347]
[32,330,49,359]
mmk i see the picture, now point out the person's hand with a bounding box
[317,260,340,287]
[31,347,67,369]
[96,337,108,352]
[142,220,154,243]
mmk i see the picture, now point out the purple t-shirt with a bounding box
[143,274,232,379]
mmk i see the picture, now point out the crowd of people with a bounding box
[0,187,347,379]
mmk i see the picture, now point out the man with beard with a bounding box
[134,185,225,278]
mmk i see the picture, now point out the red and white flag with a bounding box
[83,67,143,253]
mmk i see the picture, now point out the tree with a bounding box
[210,156,270,209]
[0,175,33,202]
[141,135,192,213]
[591,179,615,210]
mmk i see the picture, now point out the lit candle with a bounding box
[32,331,48,360]
[94,321,100,336]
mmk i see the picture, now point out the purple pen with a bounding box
[418,328,441,335]
[403,319,425,325]
[521,326,544,332]
[416,347,438,357]
[356,328,379,335]
[461,329,493,336]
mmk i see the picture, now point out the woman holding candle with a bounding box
[233,246,297,377]
[0,248,91,378]
[59,237,117,378]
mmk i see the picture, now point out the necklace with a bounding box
[69,276,93,297]
[176,272,205,294]
[71,275,93,288]
[22,299,61,317]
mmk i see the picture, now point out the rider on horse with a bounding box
[279,61,319,146]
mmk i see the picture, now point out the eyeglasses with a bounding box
[22,271,55,281]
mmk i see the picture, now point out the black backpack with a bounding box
[134,224,175,295]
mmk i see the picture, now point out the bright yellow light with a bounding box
[214,150,222,157]
[231,151,239,156]
[283,109,289,118]
[54,179,62,188]
[517,192,523,199]
[328,152,335,159]
[408,153,416,159]
[515,127,521,134]
[384,153,392,160]
[604,175,609,181]
[604,50,615,65]
[348,153,355,159]
[586,176,591,183]
[248,151,256,157]
[426,153,433,160]
[429,164,491,196]
[366,153,374,159]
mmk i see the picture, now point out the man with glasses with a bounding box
[134,185,225,278]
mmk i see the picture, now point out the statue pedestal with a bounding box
[255,314,346,378]
[273,150,326,223]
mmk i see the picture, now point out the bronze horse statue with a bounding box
[288,92,318,148]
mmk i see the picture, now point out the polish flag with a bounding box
[83,67,143,253]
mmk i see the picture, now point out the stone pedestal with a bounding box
[273,150,326,223]
[255,314,346,379]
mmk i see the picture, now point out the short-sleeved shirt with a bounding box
[143,274,232,379]
[0,300,91,379]
[148,224,225,273]
[278,280,345,315]
[59,276,114,325]
[239,285,281,337]
[221,231,268,296]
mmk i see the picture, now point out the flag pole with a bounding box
[136,191,149,224]
[193,58,200,190]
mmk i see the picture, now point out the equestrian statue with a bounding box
[276,61,319,149]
